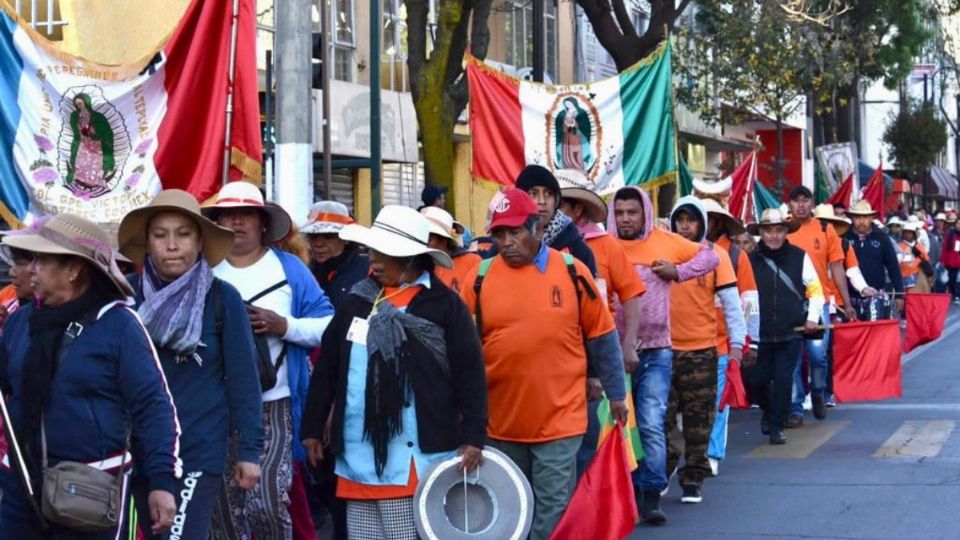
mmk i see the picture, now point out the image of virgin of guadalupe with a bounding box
[65,93,115,193]
[554,97,595,173]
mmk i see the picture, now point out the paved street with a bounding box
[631,307,960,540]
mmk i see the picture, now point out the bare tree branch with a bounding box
[612,0,637,39]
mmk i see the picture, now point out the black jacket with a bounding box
[310,245,370,309]
[301,274,488,456]
[750,241,807,343]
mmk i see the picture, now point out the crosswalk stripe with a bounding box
[746,421,849,459]
[874,420,955,458]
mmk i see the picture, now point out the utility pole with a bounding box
[274,0,313,223]
[370,0,383,212]
[320,0,332,200]
[532,0,544,82]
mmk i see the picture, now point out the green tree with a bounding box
[674,0,829,194]
[883,101,948,180]
[405,0,492,213]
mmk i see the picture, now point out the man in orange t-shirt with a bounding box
[422,206,482,294]
[460,188,627,540]
[665,197,745,503]
[701,198,759,475]
[787,186,851,423]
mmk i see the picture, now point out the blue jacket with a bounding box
[273,248,335,461]
[845,228,904,296]
[0,302,181,493]
[130,276,263,474]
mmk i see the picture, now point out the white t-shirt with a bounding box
[214,250,294,402]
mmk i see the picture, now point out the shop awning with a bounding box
[929,166,959,200]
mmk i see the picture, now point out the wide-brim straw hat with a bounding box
[118,189,236,267]
[699,197,746,236]
[421,206,464,241]
[693,177,732,196]
[846,200,879,217]
[747,208,801,235]
[555,169,607,223]
[340,205,452,268]
[300,201,355,235]
[902,221,922,233]
[201,181,292,243]
[2,214,133,297]
[813,203,851,226]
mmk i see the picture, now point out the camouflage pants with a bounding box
[665,348,718,487]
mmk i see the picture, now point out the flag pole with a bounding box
[221,0,242,185]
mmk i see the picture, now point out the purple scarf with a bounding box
[139,256,214,365]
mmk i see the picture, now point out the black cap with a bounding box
[789,185,813,200]
[515,165,561,199]
[421,184,448,206]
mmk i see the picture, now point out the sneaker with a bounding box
[812,395,827,420]
[708,457,719,477]
[680,484,703,504]
[825,396,837,408]
[803,394,812,411]
[641,491,667,524]
[769,430,787,445]
[785,414,804,429]
[660,463,678,496]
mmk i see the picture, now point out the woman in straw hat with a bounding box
[202,181,334,540]
[0,214,179,538]
[301,205,488,540]
[899,221,933,293]
[301,201,370,309]
[118,189,264,540]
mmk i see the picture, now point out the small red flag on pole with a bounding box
[833,320,902,403]
[548,423,637,540]
[904,293,952,353]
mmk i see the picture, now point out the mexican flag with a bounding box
[0,0,261,226]
[466,42,676,194]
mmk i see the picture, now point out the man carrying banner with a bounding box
[786,186,851,424]
[665,196,746,504]
[843,201,904,320]
[607,187,718,524]
[460,188,627,540]
[745,209,825,445]
[700,198,758,476]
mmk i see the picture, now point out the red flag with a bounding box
[826,172,855,207]
[727,150,757,223]
[833,320,902,402]
[861,163,884,212]
[904,293,952,352]
[155,0,263,201]
[719,357,751,410]
[548,424,637,540]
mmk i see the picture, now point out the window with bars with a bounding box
[7,0,68,39]
[503,0,557,81]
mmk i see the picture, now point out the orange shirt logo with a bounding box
[551,285,563,307]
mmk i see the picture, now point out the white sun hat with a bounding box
[201,181,293,243]
[340,205,453,268]
[300,201,355,235]
[421,206,464,241]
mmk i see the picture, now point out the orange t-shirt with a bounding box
[336,284,423,500]
[585,233,646,315]
[460,249,614,442]
[899,242,929,280]
[670,243,737,351]
[434,251,482,294]
[788,219,845,305]
[714,237,756,355]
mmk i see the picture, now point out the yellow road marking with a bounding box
[747,421,849,459]
[874,421,955,458]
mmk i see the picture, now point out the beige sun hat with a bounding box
[555,168,607,223]
[118,189,236,267]
[420,206,464,241]
[902,220,922,233]
[693,177,732,196]
[201,181,292,243]
[846,200,879,217]
[747,208,801,235]
[340,205,452,268]
[699,197,746,236]
[813,203,851,225]
[2,214,133,297]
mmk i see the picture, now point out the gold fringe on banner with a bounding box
[231,148,263,185]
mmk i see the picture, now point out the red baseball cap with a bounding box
[487,188,540,232]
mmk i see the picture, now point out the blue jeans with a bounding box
[709,354,729,460]
[631,347,673,492]
[792,306,830,414]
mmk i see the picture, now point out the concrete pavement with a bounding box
[630,307,960,540]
